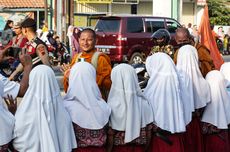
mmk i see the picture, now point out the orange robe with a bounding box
[174,43,215,77]
[63,50,112,99]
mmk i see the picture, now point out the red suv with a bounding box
[95,16,181,63]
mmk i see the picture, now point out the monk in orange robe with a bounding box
[174,28,215,77]
[63,28,112,100]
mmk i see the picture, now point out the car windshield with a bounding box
[95,19,120,32]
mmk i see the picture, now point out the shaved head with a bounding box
[175,28,193,46]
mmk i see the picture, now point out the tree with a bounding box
[207,0,230,25]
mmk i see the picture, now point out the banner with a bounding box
[198,5,224,70]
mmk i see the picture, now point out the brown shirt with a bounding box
[174,43,215,77]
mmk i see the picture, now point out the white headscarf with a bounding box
[144,53,186,133]
[64,62,111,130]
[108,64,153,143]
[0,80,15,146]
[220,62,230,88]
[176,45,211,110]
[202,70,230,129]
[13,65,77,152]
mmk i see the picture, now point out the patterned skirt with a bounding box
[0,144,9,152]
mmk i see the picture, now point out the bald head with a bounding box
[175,28,193,46]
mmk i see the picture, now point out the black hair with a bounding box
[4,20,13,30]
[79,28,96,39]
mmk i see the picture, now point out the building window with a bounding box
[131,4,137,14]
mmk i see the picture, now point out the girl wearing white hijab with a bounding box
[144,52,187,152]
[220,62,230,95]
[63,62,111,152]
[107,64,153,152]
[0,81,15,152]
[176,45,211,152]
[13,65,77,152]
[201,70,230,152]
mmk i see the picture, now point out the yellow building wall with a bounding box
[76,3,108,13]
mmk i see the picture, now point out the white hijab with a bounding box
[108,64,153,143]
[0,80,15,146]
[64,62,111,130]
[176,45,211,110]
[220,62,230,88]
[202,70,230,129]
[13,65,77,152]
[144,53,186,133]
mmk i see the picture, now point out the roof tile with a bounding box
[0,0,44,8]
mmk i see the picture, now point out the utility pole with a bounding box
[70,0,74,25]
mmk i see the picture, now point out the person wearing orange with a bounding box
[174,28,215,77]
[62,28,112,100]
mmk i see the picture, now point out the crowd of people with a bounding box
[0,17,230,152]
[185,22,230,54]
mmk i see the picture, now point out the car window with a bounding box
[95,19,120,32]
[127,18,144,33]
[144,18,165,33]
[166,19,181,33]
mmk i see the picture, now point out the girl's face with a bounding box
[74,28,79,34]
[9,22,14,28]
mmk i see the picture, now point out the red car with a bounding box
[95,15,181,64]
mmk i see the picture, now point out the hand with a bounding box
[0,45,12,62]
[4,94,17,115]
[60,63,70,74]
[19,48,32,68]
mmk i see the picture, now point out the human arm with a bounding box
[61,54,78,92]
[0,44,13,63]
[197,46,215,77]
[17,49,32,97]
[96,55,112,91]
[4,94,17,115]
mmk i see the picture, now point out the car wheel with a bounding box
[129,52,144,64]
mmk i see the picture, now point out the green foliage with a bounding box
[207,0,230,25]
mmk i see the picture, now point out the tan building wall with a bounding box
[181,2,195,26]
[137,1,152,15]
[75,3,108,13]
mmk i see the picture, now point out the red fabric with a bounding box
[203,131,229,152]
[73,123,106,147]
[198,5,224,70]
[112,145,144,152]
[0,143,9,152]
[72,147,106,152]
[184,116,204,152]
[8,37,28,48]
[149,133,185,152]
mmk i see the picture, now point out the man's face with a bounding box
[175,32,191,47]
[79,31,96,52]
[13,27,22,35]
